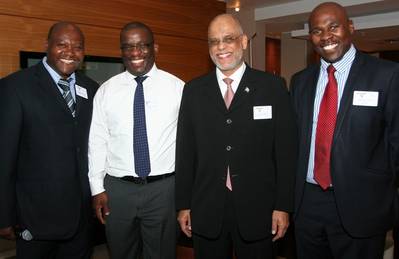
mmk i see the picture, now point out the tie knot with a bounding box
[223,78,233,87]
[135,76,148,85]
[58,78,72,91]
[327,65,336,75]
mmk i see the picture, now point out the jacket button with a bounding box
[226,119,232,124]
[226,146,232,151]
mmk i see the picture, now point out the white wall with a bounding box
[281,32,308,86]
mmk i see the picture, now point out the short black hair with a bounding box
[120,22,154,43]
[47,21,84,44]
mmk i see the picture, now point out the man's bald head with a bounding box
[47,22,85,45]
[208,14,243,36]
[309,2,350,26]
[308,2,354,63]
[45,21,85,78]
[207,14,248,76]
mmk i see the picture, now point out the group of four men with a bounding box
[0,1,398,259]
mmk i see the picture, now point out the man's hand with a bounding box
[271,210,289,242]
[177,209,192,237]
[93,192,110,224]
[0,226,16,240]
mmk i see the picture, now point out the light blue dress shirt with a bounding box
[306,45,356,184]
[42,57,77,101]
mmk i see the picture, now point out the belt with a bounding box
[120,172,175,185]
[305,182,334,191]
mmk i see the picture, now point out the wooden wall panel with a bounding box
[0,0,225,81]
[265,37,281,76]
[0,0,224,40]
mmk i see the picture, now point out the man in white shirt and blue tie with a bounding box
[88,22,184,259]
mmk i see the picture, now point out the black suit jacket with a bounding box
[291,51,399,237]
[0,62,98,240]
[175,65,297,241]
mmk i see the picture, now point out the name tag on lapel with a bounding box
[253,106,272,120]
[76,85,88,99]
[353,91,378,107]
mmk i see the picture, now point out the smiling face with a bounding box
[120,27,157,76]
[45,23,84,78]
[208,14,248,77]
[309,3,354,63]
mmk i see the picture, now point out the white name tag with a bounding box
[253,105,272,120]
[75,85,88,99]
[353,91,378,107]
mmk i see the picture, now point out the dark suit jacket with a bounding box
[0,62,98,240]
[175,65,297,241]
[291,51,399,237]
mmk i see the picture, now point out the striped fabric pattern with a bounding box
[58,78,76,117]
[306,45,356,184]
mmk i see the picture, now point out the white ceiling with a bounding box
[225,0,399,52]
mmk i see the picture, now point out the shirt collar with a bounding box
[125,63,157,82]
[42,56,76,84]
[320,44,356,74]
[216,62,246,85]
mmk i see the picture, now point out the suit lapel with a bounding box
[74,73,88,117]
[229,66,255,112]
[333,52,364,145]
[304,65,320,151]
[204,65,256,113]
[204,71,228,113]
[35,63,76,118]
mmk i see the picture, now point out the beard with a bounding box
[210,50,244,73]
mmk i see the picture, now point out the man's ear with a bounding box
[154,43,159,54]
[44,40,49,51]
[348,19,355,35]
[241,34,248,50]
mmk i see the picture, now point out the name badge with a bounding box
[253,105,272,120]
[76,85,88,99]
[353,91,378,107]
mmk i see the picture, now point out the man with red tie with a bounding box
[290,2,399,258]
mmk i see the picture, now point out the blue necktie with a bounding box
[133,76,151,178]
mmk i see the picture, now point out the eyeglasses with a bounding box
[208,35,242,47]
[120,42,154,52]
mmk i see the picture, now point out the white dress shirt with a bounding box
[306,45,356,184]
[216,62,246,96]
[88,64,184,195]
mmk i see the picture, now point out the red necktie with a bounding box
[314,65,337,190]
[223,78,234,191]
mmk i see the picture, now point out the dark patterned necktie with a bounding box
[58,78,75,117]
[314,65,337,190]
[133,76,151,178]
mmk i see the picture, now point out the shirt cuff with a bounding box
[89,176,105,196]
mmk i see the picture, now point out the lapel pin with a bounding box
[244,87,250,93]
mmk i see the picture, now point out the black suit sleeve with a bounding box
[0,76,22,228]
[273,78,298,212]
[386,68,399,185]
[175,83,196,211]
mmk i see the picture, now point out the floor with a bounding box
[0,235,395,259]
[92,244,194,259]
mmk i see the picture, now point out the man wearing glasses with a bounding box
[176,14,297,258]
[88,22,184,259]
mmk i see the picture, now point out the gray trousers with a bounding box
[104,174,176,259]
